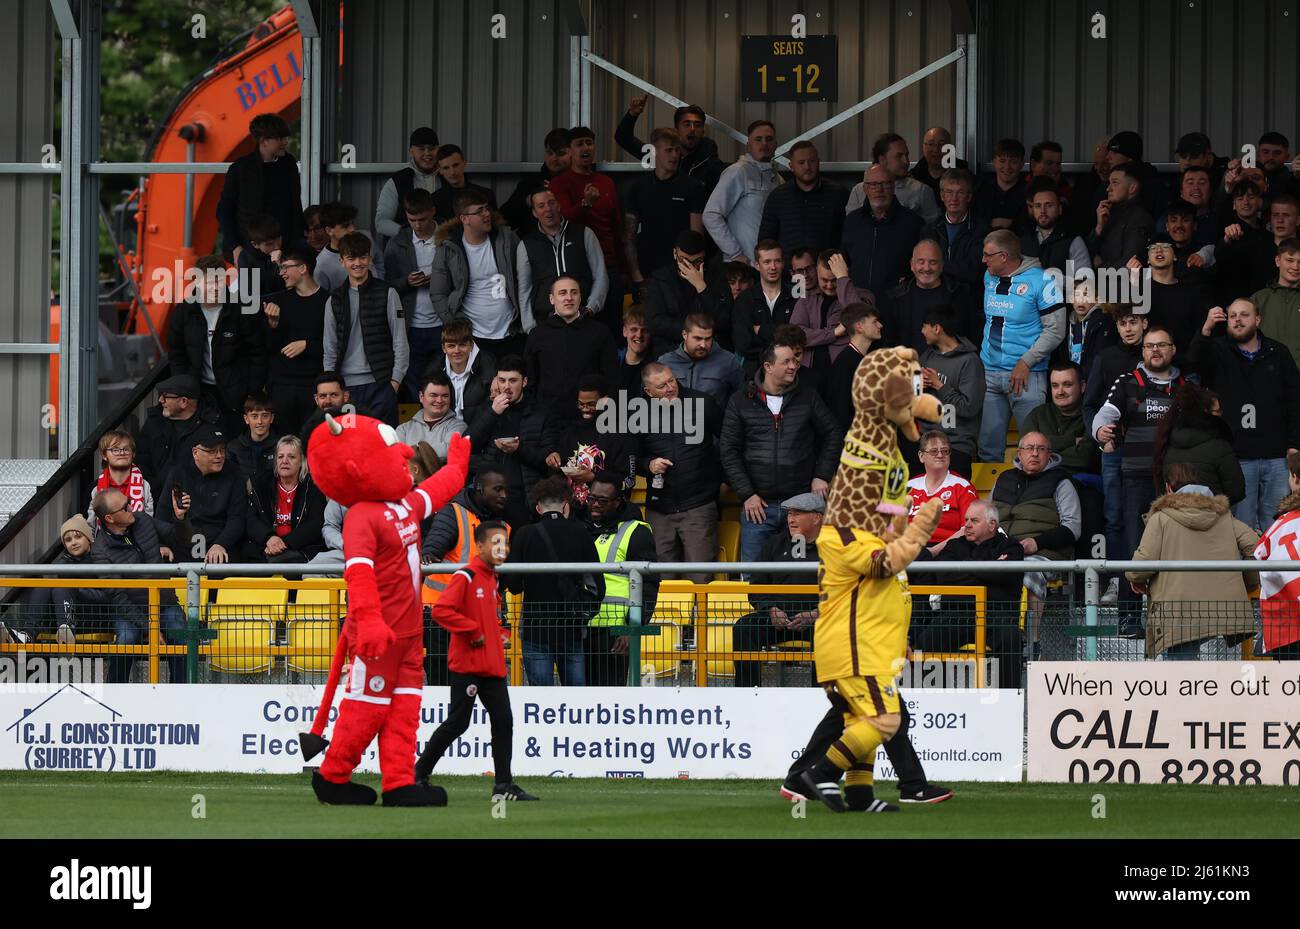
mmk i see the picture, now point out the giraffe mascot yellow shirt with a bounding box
[800,347,944,812]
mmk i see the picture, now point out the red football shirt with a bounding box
[906,472,979,543]
[342,486,437,639]
[274,483,296,537]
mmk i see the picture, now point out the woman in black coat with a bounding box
[1152,383,1246,504]
[244,435,328,563]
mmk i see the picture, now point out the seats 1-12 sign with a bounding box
[741,35,837,102]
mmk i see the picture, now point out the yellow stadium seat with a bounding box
[652,591,695,626]
[706,590,752,624]
[287,586,346,621]
[705,620,735,679]
[717,521,741,565]
[208,579,288,675]
[286,618,338,674]
[640,622,680,680]
[630,475,647,506]
[971,461,1014,495]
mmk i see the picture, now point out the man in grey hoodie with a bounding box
[919,306,985,479]
[703,120,782,263]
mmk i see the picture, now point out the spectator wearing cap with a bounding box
[1088,163,1155,270]
[704,120,783,264]
[154,425,248,566]
[644,230,733,359]
[134,374,219,490]
[1101,130,1168,218]
[1174,132,1228,195]
[615,98,726,196]
[1022,178,1091,280]
[167,253,268,439]
[501,127,572,234]
[721,343,841,566]
[429,144,498,223]
[384,187,445,401]
[22,515,104,647]
[972,138,1030,232]
[549,127,626,330]
[374,126,440,241]
[731,492,824,688]
[216,113,303,263]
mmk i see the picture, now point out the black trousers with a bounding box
[416,672,514,783]
[270,380,317,442]
[586,626,629,686]
[911,599,1023,689]
[787,701,928,792]
[423,613,452,686]
[732,610,815,688]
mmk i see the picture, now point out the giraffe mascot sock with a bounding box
[798,347,945,813]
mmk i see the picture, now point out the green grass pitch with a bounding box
[2,771,1298,838]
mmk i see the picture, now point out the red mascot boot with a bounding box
[300,415,469,807]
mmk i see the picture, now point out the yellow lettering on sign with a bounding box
[770,40,805,55]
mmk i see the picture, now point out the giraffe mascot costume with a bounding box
[799,347,945,813]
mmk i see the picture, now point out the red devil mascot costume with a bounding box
[299,413,470,807]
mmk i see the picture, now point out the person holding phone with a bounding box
[153,427,247,565]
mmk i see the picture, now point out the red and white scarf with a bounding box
[96,466,147,511]
[1254,507,1300,653]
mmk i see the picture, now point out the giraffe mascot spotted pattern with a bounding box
[797,347,946,813]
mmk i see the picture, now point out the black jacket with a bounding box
[1051,306,1116,373]
[216,151,303,257]
[504,511,606,628]
[134,403,221,491]
[750,529,819,613]
[1188,331,1300,460]
[841,199,924,298]
[245,471,328,558]
[911,531,1025,605]
[226,430,280,485]
[440,350,497,430]
[732,281,798,375]
[881,274,983,351]
[543,412,639,491]
[643,261,733,358]
[635,385,723,514]
[1215,225,1279,304]
[756,178,850,255]
[920,212,992,286]
[1082,341,1142,434]
[422,486,506,561]
[500,165,558,234]
[90,511,168,613]
[166,298,267,413]
[523,313,619,410]
[154,460,248,556]
[467,395,552,504]
[1086,198,1154,270]
[720,371,842,501]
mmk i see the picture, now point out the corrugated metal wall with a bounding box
[0,0,55,461]
[983,0,1300,164]
[332,0,575,223]
[590,0,959,165]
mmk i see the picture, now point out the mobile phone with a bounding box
[172,484,185,506]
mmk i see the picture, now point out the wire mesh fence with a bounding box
[1,562,1296,685]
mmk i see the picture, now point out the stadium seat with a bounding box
[630,475,647,506]
[652,591,695,625]
[286,618,337,674]
[640,622,680,680]
[704,620,735,680]
[208,580,288,675]
[971,461,1014,495]
[716,520,741,565]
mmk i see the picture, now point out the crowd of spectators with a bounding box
[15,111,1300,680]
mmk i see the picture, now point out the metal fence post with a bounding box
[627,567,643,687]
[185,570,201,684]
[1084,566,1100,661]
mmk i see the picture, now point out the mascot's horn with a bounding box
[324,413,344,435]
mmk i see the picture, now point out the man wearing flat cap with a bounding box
[731,493,825,688]
[153,425,247,565]
[134,374,220,491]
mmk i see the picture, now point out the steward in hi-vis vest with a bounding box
[420,470,511,684]
[585,474,659,686]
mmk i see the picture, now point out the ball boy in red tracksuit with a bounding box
[414,520,539,801]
